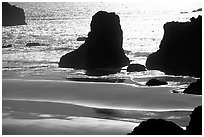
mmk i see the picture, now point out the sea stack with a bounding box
[183,79,202,95]
[146,16,202,77]
[2,2,27,26]
[127,119,185,135]
[127,105,202,135]
[59,11,130,75]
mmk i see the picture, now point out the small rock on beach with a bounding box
[25,43,41,47]
[127,64,146,72]
[146,78,168,86]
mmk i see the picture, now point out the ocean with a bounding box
[2,1,202,87]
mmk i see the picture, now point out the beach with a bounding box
[3,79,201,111]
[2,77,201,134]
[2,1,202,135]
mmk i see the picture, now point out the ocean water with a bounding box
[2,1,202,86]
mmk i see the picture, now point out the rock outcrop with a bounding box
[128,105,202,135]
[2,2,27,26]
[146,78,168,86]
[146,16,202,77]
[192,8,202,12]
[25,43,41,47]
[59,11,130,75]
[186,106,202,135]
[127,119,185,135]
[183,79,202,95]
[76,37,87,41]
[127,64,146,72]
[2,44,12,48]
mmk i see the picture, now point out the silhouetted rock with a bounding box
[146,16,202,77]
[192,8,202,12]
[186,106,202,135]
[183,79,202,95]
[66,77,125,83]
[77,37,87,41]
[146,78,168,86]
[180,11,188,14]
[2,2,27,26]
[127,64,146,72]
[59,11,130,75]
[25,43,41,47]
[127,119,185,135]
[85,68,122,76]
[3,44,12,48]
[128,106,202,135]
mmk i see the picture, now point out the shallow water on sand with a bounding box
[2,78,201,135]
[2,97,193,135]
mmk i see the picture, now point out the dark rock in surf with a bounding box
[127,64,146,72]
[85,68,122,76]
[3,44,12,48]
[186,106,202,135]
[183,79,202,95]
[127,119,185,135]
[77,37,87,41]
[146,16,202,77]
[66,77,125,83]
[146,78,168,86]
[25,43,41,47]
[59,11,130,75]
[2,2,27,26]
[127,106,202,135]
[192,8,202,12]
[180,11,188,14]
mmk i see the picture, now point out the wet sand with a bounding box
[2,78,201,135]
[3,79,201,110]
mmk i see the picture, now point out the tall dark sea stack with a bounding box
[146,16,202,77]
[59,11,130,75]
[2,2,27,26]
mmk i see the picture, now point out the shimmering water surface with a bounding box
[2,1,202,86]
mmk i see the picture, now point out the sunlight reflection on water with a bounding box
[2,1,201,87]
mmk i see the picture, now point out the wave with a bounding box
[3,79,201,111]
[3,60,59,64]
[3,99,191,127]
[27,17,88,21]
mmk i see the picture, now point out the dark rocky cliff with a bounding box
[2,2,27,26]
[59,11,130,75]
[146,16,202,77]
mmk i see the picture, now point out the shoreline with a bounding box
[3,78,201,134]
[3,99,191,135]
[3,78,201,111]
[3,117,137,135]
